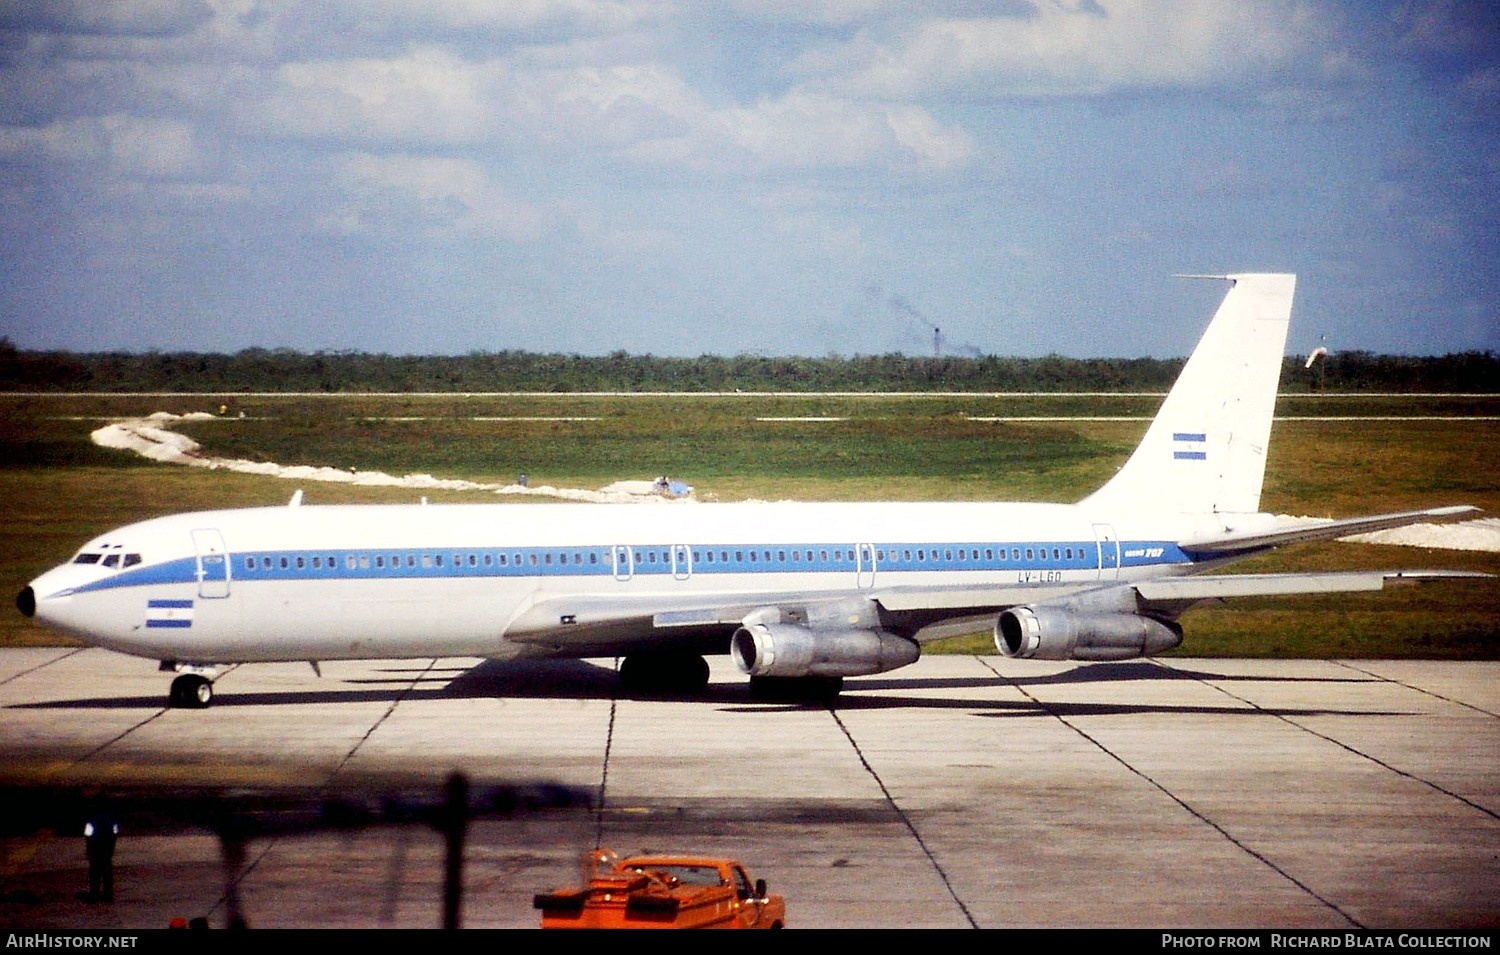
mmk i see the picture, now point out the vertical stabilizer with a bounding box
[1080,273,1295,516]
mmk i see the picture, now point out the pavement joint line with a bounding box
[983,656,1365,929]
[0,647,87,687]
[1165,659,1500,825]
[325,658,440,787]
[1334,660,1500,721]
[827,705,979,929]
[200,659,446,926]
[595,660,620,850]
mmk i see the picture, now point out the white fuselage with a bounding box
[25,499,1245,664]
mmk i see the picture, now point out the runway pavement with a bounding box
[0,648,1497,930]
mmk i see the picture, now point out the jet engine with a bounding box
[732,622,920,679]
[994,589,1183,661]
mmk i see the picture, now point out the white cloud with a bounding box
[261,46,496,146]
[706,91,971,171]
[800,1,1327,98]
[726,0,905,27]
[0,113,204,178]
[355,0,655,33]
[330,152,544,240]
[254,42,970,174]
[0,0,214,37]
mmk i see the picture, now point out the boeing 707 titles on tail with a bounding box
[17,274,1484,707]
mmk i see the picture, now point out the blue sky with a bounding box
[1,1,1495,358]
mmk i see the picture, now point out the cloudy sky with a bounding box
[1,1,1495,358]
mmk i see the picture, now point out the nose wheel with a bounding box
[169,673,214,709]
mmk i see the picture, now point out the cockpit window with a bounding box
[102,554,120,568]
[123,554,142,568]
[73,553,102,565]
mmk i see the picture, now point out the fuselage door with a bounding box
[1093,524,1120,581]
[612,545,634,582]
[856,543,876,589]
[671,544,691,581]
[192,528,231,599]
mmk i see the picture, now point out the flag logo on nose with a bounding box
[146,598,194,629]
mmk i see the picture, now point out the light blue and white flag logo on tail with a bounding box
[1172,432,1207,460]
[146,598,194,629]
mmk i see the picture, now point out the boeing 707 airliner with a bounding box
[16,274,1482,707]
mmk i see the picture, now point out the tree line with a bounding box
[0,340,1494,393]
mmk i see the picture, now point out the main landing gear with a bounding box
[166,672,214,709]
[618,651,711,696]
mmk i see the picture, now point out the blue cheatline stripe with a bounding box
[1173,432,1207,442]
[1173,451,1208,460]
[147,598,194,608]
[145,619,193,629]
[70,538,1196,593]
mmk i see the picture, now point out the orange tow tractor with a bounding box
[535,849,786,929]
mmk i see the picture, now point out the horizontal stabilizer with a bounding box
[1179,506,1480,556]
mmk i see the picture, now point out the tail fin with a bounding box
[1080,273,1295,516]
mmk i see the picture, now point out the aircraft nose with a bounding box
[17,585,35,619]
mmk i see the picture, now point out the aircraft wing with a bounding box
[501,566,1490,656]
[1132,568,1488,603]
[878,569,1492,642]
[1178,505,1479,557]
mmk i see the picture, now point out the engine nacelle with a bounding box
[732,623,920,678]
[995,605,1183,661]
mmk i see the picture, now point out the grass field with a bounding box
[2,392,1496,658]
